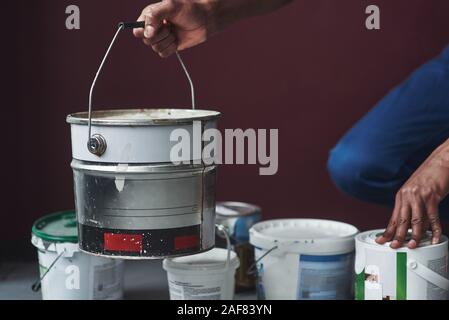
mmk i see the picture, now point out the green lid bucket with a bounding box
[32,210,78,243]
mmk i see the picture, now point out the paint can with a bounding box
[31,210,124,300]
[163,248,240,300]
[249,219,358,300]
[215,201,261,291]
[355,229,449,300]
[67,109,220,258]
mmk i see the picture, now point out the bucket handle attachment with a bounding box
[87,21,196,157]
[407,258,449,291]
[31,249,65,292]
[246,245,279,276]
[246,240,301,275]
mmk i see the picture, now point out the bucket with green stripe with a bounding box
[31,210,124,300]
[355,229,449,300]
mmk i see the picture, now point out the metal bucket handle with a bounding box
[31,249,65,292]
[215,224,231,270]
[87,21,196,157]
[246,240,301,275]
[215,224,234,298]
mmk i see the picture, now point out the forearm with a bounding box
[208,0,293,33]
[427,138,449,196]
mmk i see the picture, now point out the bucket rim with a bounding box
[162,248,240,272]
[216,201,261,217]
[249,218,358,254]
[66,108,221,126]
[31,210,78,243]
[356,229,449,250]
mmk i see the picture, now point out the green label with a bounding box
[396,252,407,300]
[355,270,365,300]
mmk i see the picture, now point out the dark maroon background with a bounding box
[4,0,449,256]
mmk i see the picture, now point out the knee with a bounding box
[327,143,393,204]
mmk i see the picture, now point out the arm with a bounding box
[376,138,449,248]
[133,0,293,57]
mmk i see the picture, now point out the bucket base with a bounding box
[78,224,212,259]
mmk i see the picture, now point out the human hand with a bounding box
[133,0,216,57]
[376,140,449,249]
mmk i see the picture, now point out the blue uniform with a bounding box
[328,45,449,217]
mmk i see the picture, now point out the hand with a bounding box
[133,0,293,57]
[376,139,449,249]
[133,0,216,57]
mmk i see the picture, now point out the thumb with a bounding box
[142,1,176,39]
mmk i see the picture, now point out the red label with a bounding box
[174,234,199,250]
[104,233,143,252]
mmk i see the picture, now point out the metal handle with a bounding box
[31,250,65,292]
[246,245,278,276]
[87,21,196,156]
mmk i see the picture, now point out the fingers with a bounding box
[144,26,171,45]
[134,1,176,39]
[408,195,425,249]
[159,41,177,58]
[133,14,145,38]
[143,29,177,58]
[376,193,401,244]
[390,199,411,249]
[427,199,442,244]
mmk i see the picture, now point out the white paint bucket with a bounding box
[249,219,359,300]
[355,229,449,300]
[31,211,124,300]
[163,248,240,300]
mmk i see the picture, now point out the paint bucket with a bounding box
[31,210,124,300]
[355,229,449,300]
[163,248,240,300]
[215,202,262,291]
[249,219,359,300]
[67,25,221,259]
[67,109,220,258]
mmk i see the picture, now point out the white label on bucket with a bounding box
[93,262,123,300]
[297,253,353,300]
[168,279,222,300]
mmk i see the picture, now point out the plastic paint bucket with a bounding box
[216,202,262,291]
[355,230,449,300]
[31,211,124,300]
[249,219,359,300]
[163,248,240,300]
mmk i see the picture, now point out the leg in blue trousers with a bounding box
[327,45,449,219]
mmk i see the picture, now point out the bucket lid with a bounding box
[356,229,448,249]
[216,201,261,217]
[163,248,240,272]
[31,210,78,243]
[66,108,221,126]
[249,219,359,254]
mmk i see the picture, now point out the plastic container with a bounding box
[355,229,449,300]
[249,219,359,300]
[31,211,124,300]
[163,248,240,300]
